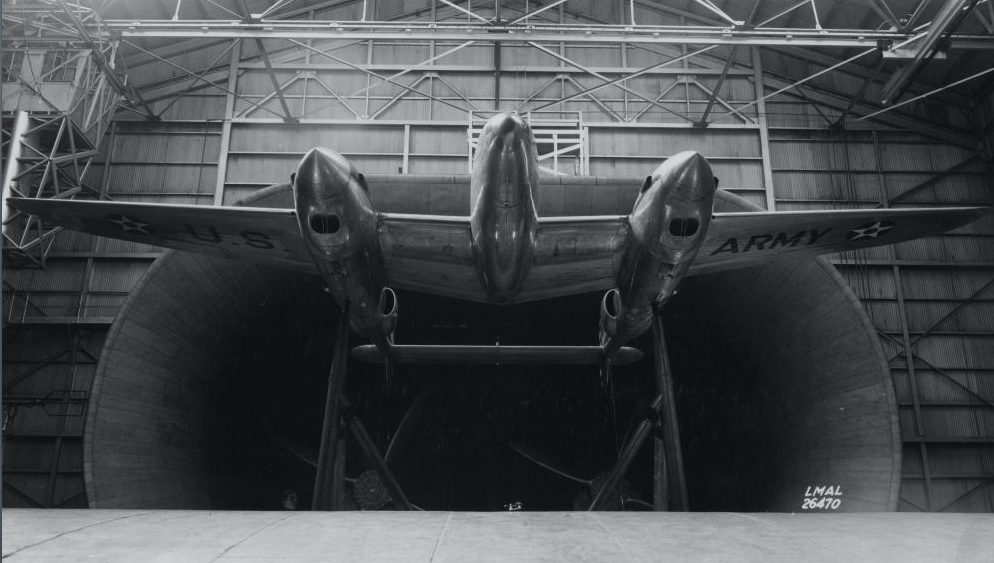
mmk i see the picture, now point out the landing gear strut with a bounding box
[312,304,412,511]
[588,316,687,511]
[651,316,688,511]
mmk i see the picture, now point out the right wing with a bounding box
[6,198,316,273]
[689,206,988,276]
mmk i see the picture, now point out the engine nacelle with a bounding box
[629,151,715,265]
[603,152,716,357]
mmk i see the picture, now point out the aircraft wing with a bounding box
[377,213,485,302]
[377,214,629,303]
[6,198,316,272]
[525,216,628,302]
[690,206,988,276]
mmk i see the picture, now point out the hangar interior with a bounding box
[2,0,993,512]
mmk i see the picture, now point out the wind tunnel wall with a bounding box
[84,181,901,511]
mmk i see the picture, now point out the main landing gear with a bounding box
[310,310,687,511]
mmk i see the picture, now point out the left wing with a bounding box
[690,206,988,276]
[6,198,315,272]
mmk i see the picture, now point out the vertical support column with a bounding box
[893,264,933,510]
[312,304,351,510]
[364,40,374,118]
[751,47,777,212]
[620,41,629,120]
[214,40,241,207]
[402,124,411,174]
[44,329,81,507]
[493,41,502,110]
[873,130,932,510]
[651,315,688,511]
[2,111,31,230]
[80,121,118,319]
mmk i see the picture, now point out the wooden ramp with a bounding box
[3,510,992,562]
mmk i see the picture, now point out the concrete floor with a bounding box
[3,510,992,562]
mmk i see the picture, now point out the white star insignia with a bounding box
[847,220,894,241]
[107,214,153,235]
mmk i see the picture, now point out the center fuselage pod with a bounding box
[294,148,397,354]
[470,112,540,304]
[601,151,716,355]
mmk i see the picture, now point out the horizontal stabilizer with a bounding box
[352,345,643,366]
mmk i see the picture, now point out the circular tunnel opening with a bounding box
[84,187,900,512]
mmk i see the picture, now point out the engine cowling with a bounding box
[603,152,717,356]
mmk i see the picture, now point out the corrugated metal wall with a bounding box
[3,0,992,511]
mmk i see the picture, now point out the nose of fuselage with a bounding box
[485,112,530,152]
[662,151,715,203]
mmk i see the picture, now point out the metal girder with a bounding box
[525,41,693,122]
[908,278,994,348]
[89,20,994,48]
[122,39,286,119]
[861,0,902,29]
[855,64,994,125]
[349,40,476,98]
[768,45,974,108]
[699,0,764,125]
[880,0,979,104]
[153,39,239,118]
[235,0,297,122]
[876,154,981,207]
[758,69,975,148]
[285,39,475,115]
[878,329,994,411]
[52,0,155,118]
[532,44,716,115]
[254,38,298,122]
[934,480,994,511]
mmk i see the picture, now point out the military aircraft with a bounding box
[6,112,987,367]
[8,111,988,512]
